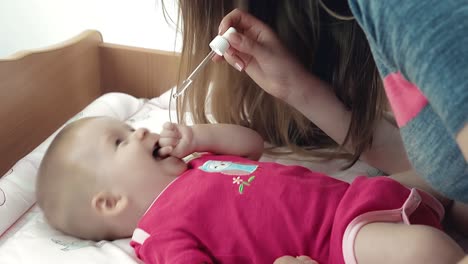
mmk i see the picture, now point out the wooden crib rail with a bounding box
[0,30,102,176]
[0,30,181,176]
[100,43,180,98]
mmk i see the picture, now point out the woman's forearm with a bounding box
[287,72,412,174]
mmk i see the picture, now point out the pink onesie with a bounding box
[131,154,443,264]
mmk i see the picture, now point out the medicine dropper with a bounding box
[172,27,237,98]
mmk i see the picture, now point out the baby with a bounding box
[37,116,464,264]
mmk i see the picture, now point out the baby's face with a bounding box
[74,117,187,210]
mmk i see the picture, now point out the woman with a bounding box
[168,0,467,199]
[168,1,468,263]
[168,0,412,175]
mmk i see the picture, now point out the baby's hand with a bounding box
[158,122,195,158]
[273,256,318,264]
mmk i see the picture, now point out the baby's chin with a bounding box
[162,156,188,176]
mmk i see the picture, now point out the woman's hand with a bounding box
[216,10,413,175]
[158,122,195,158]
[217,9,310,102]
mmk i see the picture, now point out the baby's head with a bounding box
[36,117,187,240]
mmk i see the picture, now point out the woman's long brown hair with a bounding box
[163,0,386,167]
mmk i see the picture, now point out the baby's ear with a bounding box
[91,192,128,216]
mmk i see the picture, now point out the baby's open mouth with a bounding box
[152,142,161,159]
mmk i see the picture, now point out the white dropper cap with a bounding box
[209,27,237,56]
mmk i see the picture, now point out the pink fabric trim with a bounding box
[342,189,444,264]
[132,228,150,245]
[383,72,428,127]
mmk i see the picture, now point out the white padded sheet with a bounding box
[0,92,464,263]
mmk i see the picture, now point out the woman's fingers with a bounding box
[213,35,254,71]
[224,48,248,72]
[215,8,263,64]
[218,9,266,38]
[216,9,304,100]
[212,54,224,62]
[226,32,264,59]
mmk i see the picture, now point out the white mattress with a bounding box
[0,92,465,263]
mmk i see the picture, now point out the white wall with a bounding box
[0,0,181,58]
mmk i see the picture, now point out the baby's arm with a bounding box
[158,122,264,160]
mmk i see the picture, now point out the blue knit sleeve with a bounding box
[348,0,468,136]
